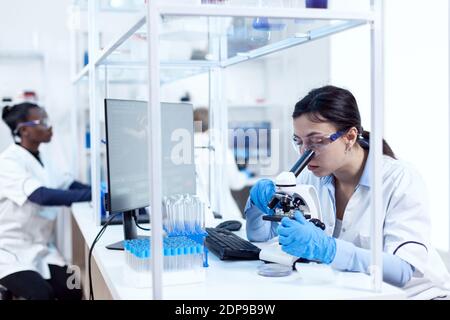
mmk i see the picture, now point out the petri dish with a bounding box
[257,263,292,277]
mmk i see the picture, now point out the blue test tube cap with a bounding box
[203,247,209,268]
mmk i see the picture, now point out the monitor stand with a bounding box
[106,209,148,251]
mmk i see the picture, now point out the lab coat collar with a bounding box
[8,144,43,170]
[320,175,334,187]
[15,143,43,166]
[358,151,372,188]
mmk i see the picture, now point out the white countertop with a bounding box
[72,202,406,300]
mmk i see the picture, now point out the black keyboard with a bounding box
[205,227,261,260]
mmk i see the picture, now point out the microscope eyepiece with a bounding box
[267,150,315,210]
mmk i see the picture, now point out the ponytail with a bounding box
[358,130,396,159]
[1,102,40,138]
[2,105,11,121]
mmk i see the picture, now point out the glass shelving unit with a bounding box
[73,0,385,299]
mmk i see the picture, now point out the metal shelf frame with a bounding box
[76,0,385,300]
[72,13,369,82]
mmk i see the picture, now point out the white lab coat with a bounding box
[298,154,450,299]
[194,132,248,221]
[0,144,73,280]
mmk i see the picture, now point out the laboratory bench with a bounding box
[71,202,406,300]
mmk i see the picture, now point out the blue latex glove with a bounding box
[277,211,336,264]
[249,179,275,216]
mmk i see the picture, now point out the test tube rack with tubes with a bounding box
[123,194,209,288]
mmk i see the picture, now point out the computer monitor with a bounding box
[228,121,271,169]
[104,99,196,250]
[104,99,149,250]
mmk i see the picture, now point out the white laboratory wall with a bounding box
[0,0,73,166]
[0,0,75,261]
[0,62,45,151]
[330,0,450,251]
[264,39,331,170]
[159,60,267,107]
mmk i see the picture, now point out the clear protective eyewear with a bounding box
[291,130,345,155]
[14,118,51,135]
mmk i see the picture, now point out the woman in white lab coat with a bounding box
[193,108,249,221]
[0,103,91,300]
[246,86,450,299]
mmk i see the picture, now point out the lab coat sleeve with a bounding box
[244,197,278,242]
[331,239,414,287]
[226,148,248,191]
[57,172,76,190]
[40,141,74,190]
[383,164,430,276]
[0,158,43,206]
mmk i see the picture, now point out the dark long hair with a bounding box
[2,102,40,138]
[292,85,396,159]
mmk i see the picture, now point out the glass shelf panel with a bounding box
[75,63,209,86]
[98,14,366,68]
[157,15,366,63]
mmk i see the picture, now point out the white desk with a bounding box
[71,202,405,300]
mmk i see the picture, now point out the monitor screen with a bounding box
[104,99,196,214]
[105,99,150,213]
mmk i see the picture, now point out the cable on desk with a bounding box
[88,212,121,300]
[134,218,150,231]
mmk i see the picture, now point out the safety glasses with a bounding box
[14,118,51,135]
[291,130,345,155]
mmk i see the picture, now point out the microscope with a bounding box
[258,149,326,267]
[262,149,325,229]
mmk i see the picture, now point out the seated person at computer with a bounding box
[245,85,450,299]
[194,107,250,220]
[0,103,91,300]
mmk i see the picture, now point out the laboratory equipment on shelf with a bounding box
[252,17,286,32]
[306,0,328,9]
[250,2,286,44]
